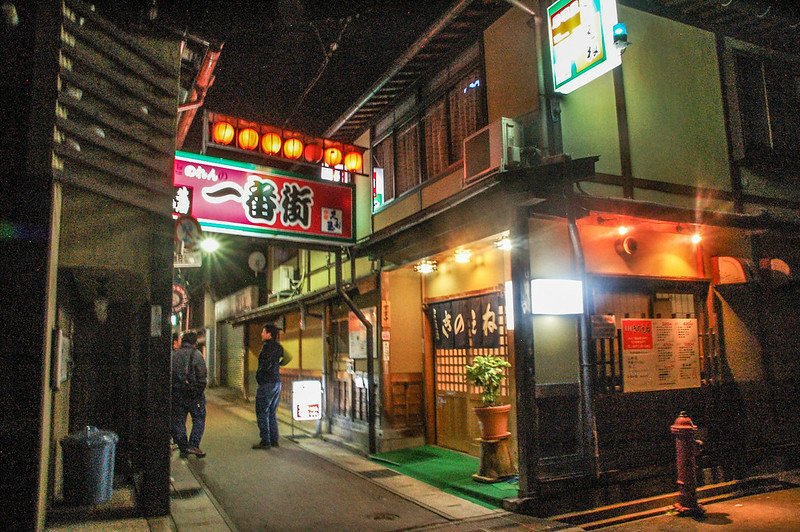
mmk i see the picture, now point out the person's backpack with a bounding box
[175,348,205,398]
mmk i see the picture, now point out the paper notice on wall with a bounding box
[622,318,701,393]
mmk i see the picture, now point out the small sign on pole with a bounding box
[292,380,322,421]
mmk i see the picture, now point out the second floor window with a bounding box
[372,65,486,208]
[735,54,800,160]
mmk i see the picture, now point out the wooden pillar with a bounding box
[510,207,538,498]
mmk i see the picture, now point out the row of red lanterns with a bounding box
[211,121,363,173]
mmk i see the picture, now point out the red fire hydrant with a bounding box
[670,411,705,516]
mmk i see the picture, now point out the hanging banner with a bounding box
[428,301,454,350]
[452,299,469,349]
[173,151,355,245]
[621,318,701,393]
[478,293,501,348]
[429,292,503,350]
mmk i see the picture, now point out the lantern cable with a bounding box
[283,15,354,128]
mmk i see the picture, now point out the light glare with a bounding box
[200,237,220,253]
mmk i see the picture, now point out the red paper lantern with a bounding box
[211,121,235,145]
[283,138,304,159]
[303,143,323,163]
[324,147,342,167]
[344,151,363,173]
[238,128,259,150]
[261,132,282,155]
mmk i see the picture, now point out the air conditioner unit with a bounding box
[272,265,296,294]
[463,117,523,185]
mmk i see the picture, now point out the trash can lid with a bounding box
[61,426,119,447]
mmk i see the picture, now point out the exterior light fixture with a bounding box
[303,143,323,163]
[344,150,363,173]
[530,279,584,315]
[261,132,282,155]
[617,225,630,236]
[200,237,220,253]
[454,249,472,263]
[691,233,702,245]
[324,147,343,167]
[283,138,304,159]
[494,236,512,251]
[504,280,514,330]
[94,278,109,323]
[414,260,438,274]
[211,121,235,145]
[237,128,259,150]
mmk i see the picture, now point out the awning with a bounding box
[354,156,598,265]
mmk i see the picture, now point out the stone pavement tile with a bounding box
[46,518,151,531]
[227,406,257,421]
[146,515,177,531]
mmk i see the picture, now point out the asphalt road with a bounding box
[185,393,450,532]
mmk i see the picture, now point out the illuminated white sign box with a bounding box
[531,279,584,315]
[547,0,622,94]
[292,380,322,421]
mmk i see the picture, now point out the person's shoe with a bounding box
[252,441,271,450]
[187,447,206,458]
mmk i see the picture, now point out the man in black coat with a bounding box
[253,323,290,449]
[171,331,208,458]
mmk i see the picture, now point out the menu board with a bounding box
[621,318,701,393]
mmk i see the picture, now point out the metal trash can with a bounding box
[60,426,118,505]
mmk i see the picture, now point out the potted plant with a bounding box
[465,354,512,440]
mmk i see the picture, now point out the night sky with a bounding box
[98,0,458,149]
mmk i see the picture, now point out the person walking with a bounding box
[171,331,207,458]
[253,323,290,450]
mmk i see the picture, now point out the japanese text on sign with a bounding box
[621,318,701,393]
[174,151,354,244]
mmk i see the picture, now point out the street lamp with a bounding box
[200,237,219,253]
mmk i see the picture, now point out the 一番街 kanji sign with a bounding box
[174,151,354,244]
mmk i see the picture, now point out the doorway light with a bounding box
[454,249,472,263]
[414,259,438,274]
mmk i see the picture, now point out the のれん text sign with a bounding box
[174,151,354,245]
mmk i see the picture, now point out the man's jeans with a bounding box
[171,393,206,451]
[255,381,282,445]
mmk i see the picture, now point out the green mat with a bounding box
[369,445,518,509]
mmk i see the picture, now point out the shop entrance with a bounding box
[429,291,509,456]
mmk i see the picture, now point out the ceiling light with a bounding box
[454,249,472,263]
[414,259,438,274]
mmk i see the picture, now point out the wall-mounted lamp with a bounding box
[617,225,630,236]
[454,249,472,263]
[530,279,584,315]
[494,236,512,251]
[504,280,515,330]
[200,237,220,253]
[414,259,438,274]
[613,22,630,51]
[691,233,702,245]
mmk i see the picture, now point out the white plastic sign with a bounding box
[292,380,322,421]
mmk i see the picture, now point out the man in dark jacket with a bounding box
[171,331,208,458]
[253,323,290,449]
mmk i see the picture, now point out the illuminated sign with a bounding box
[292,380,322,421]
[547,0,621,94]
[174,151,355,245]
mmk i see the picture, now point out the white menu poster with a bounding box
[621,318,701,393]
